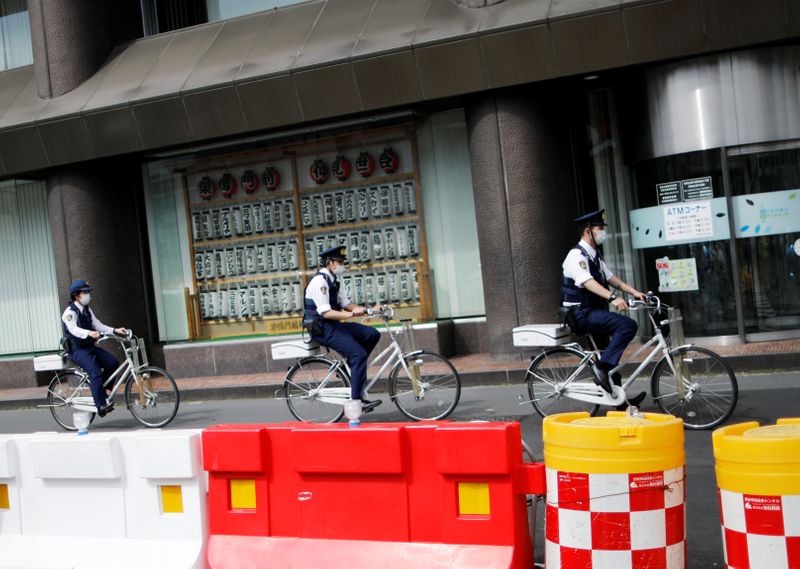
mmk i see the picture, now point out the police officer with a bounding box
[61,279,127,416]
[561,210,646,408]
[304,246,382,411]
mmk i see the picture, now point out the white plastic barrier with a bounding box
[0,430,206,569]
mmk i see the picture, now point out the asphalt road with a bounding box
[1,371,797,567]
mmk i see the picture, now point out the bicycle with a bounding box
[277,305,461,423]
[39,331,180,430]
[523,294,738,430]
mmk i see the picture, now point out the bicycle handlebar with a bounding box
[97,330,135,345]
[365,305,395,321]
[628,293,662,312]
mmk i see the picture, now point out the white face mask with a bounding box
[593,229,608,246]
[332,263,346,277]
[78,293,91,306]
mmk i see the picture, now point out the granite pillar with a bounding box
[466,89,578,356]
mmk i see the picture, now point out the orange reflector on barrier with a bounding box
[230,479,256,510]
[458,482,490,515]
[160,485,183,514]
[0,483,8,509]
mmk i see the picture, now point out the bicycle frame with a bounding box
[527,304,692,407]
[43,335,146,414]
[288,314,420,406]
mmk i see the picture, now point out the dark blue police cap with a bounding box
[574,209,607,227]
[69,279,93,295]
[320,245,347,262]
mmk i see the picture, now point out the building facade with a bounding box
[1,0,799,387]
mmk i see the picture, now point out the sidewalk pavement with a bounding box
[2,338,798,411]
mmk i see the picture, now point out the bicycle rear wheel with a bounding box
[47,370,96,431]
[124,366,180,428]
[527,347,600,418]
[389,350,461,421]
[284,356,349,423]
[651,346,737,430]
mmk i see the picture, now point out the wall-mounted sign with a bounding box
[663,201,714,241]
[657,182,681,205]
[682,177,713,201]
[656,256,699,292]
[656,176,713,205]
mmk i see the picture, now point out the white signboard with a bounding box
[656,257,699,292]
[663,201,713,241]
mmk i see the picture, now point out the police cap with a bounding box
[574,209,607,227]
[69,279,93,295]
[320,245,347,262]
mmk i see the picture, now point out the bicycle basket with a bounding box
[667,307,685,347]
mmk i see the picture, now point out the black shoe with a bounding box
[615,391,647,411]
[360,399,382,413]
[97,402,114,417]
[611,372,622,387]
[592,364,613,394]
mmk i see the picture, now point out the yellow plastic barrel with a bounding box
[713,418,800,569]
[543,412,686,568]
[543,411,685,474]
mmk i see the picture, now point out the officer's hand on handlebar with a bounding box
[88,330,101,339]
[611,297,629,311]
[114,327,128,336]
[351,307,366,317]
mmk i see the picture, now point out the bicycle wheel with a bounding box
[284,356,350,423]
[389,350,461,421]
[651,346,738,430]
[46,370,96,431]
[124,366,180,428]
[527,347,600,418]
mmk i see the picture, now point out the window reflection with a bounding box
[631,150,738,337]
[729,148,800,334]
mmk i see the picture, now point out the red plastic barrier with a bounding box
[202,422,545,569]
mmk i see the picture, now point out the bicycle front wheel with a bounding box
[47,370,96,431]
[527,347,600,418]
[651,346,737,430]
[389,350,461,421]
[124,366,180,428]
[284,356,350,423]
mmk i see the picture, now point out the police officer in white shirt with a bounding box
[303,246,381,411]
[61,279,127,416]
[561,210,646,409]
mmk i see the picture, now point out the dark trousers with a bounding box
[573,307,638,370]
[69,346,119,410]
[313,321,380,399]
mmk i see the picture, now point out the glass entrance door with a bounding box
[728,146,800,336]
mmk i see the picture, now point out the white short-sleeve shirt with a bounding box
[61,303,114,339]
[305,268,351,315]
[562,239,614,288]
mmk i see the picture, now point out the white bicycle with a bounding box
[523,295,738,430]
[40,331,180,430]
[280,305,461,423]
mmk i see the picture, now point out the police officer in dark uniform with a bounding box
[61,279,127,416]
[561,210,646,408]
[304,246,382,411]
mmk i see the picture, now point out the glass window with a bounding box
[0,0,32,71]
[206,0,310,21]
[416,109,485,319]
[630,150,739,337]
[728,147,800,334]
[143,163,192,342]
[0,180,60,355]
